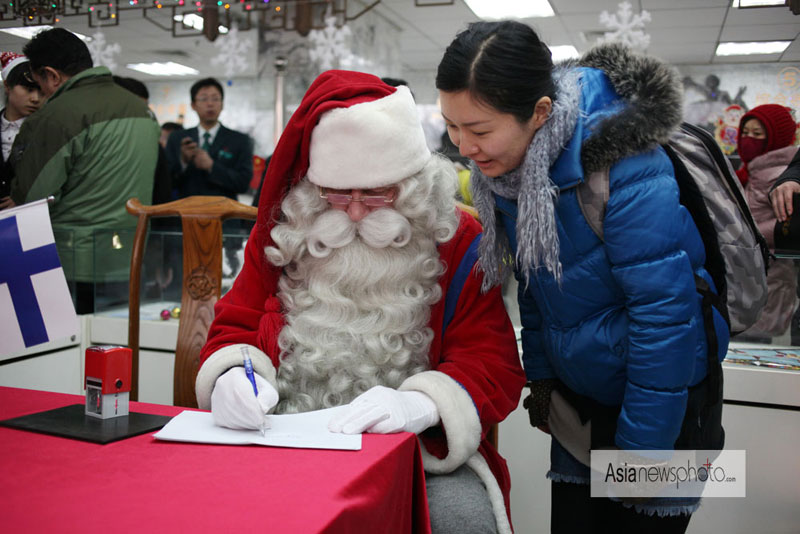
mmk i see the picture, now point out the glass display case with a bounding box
[88,228,137,315]
[88,220,252,318]
[82,220,253,405]
[1,217,255,402]
[52,227,77,313]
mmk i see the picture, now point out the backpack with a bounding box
[576,122,769,453]
[576,122,770,337]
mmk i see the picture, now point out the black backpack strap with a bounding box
[694,274,724,408]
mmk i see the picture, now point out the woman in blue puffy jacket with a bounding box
[436,20,729,533]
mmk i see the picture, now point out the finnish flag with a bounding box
[0,199,79,356]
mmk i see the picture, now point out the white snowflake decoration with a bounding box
[211,26,254,80]
[598,1,652,51]
[339,53,372,71]
[87,31,121,71]
[308,13,352,70]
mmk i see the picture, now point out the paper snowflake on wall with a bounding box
[340,53,372,71]
[87,31,121,71]
[597,1,652,51]
[308,13,353,71]
[211,25,254,80]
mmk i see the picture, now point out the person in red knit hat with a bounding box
[736,103,799,340]
[196,70,526,534]
[736,103,797,186]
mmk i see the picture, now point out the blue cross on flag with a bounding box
[0,199,78,356]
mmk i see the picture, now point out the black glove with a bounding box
[522,379,558,428]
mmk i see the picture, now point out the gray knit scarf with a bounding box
[470,67,582,291]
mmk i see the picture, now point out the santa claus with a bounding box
[196,70,525,534]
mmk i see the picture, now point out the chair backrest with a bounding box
[126,195,258,407]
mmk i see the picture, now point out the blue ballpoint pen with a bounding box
[241,346,268,436]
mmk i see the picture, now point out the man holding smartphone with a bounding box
[164,77,253,201]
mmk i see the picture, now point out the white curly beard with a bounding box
[264,162,459,414]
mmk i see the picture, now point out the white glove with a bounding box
[211,367,279,430]
[328,385,440,435]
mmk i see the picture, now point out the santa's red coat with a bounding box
[198,210,526,529]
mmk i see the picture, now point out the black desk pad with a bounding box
[0,404,172,444]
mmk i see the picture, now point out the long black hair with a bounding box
[436,21,555,123]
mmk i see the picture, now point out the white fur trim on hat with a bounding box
[307,85,431,190]
[399,370,482,474]
[1,53,27,81]
[195,343,278,410]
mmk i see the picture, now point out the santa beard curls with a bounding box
[265,157,460,414]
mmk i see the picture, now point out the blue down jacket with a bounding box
[496,60,729,451]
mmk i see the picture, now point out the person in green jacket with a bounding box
[6,28,160,314]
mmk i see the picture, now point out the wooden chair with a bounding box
[126,196,258,407]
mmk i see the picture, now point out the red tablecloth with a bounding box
[0,387,430,533]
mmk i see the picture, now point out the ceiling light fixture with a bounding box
[0,24,88,41]
[0,25,53,40]
[715,40,792,56]
[0,1,380,42]
[126,61,200,76]
[549,45,579,62]
[173,14,228,35]
[731,0,786,7]
[463,0,554,20]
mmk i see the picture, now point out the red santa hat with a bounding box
[738,104,797,153]
[255,69,430,265]
[0,52,28,81]
[306,82,429,189]
[243,70,431,364]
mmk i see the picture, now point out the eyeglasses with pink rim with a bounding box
[319,186,397,208]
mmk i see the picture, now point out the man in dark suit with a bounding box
[165,77,253,200]
[165,77,254,274]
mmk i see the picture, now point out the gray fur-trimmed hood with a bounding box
[567,42,684,174]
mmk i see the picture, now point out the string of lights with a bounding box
[0,0,379,40]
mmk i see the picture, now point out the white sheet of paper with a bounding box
[153,407,361,451]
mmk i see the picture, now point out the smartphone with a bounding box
[0,176,10,198]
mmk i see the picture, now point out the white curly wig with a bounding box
[265,155,460,413]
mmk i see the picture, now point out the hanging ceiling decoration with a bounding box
[8,0,66,20]
[0,0,380,41]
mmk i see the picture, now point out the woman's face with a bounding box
[5,83,42,119]
[439,90,545,178]
[740,118,766,139]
